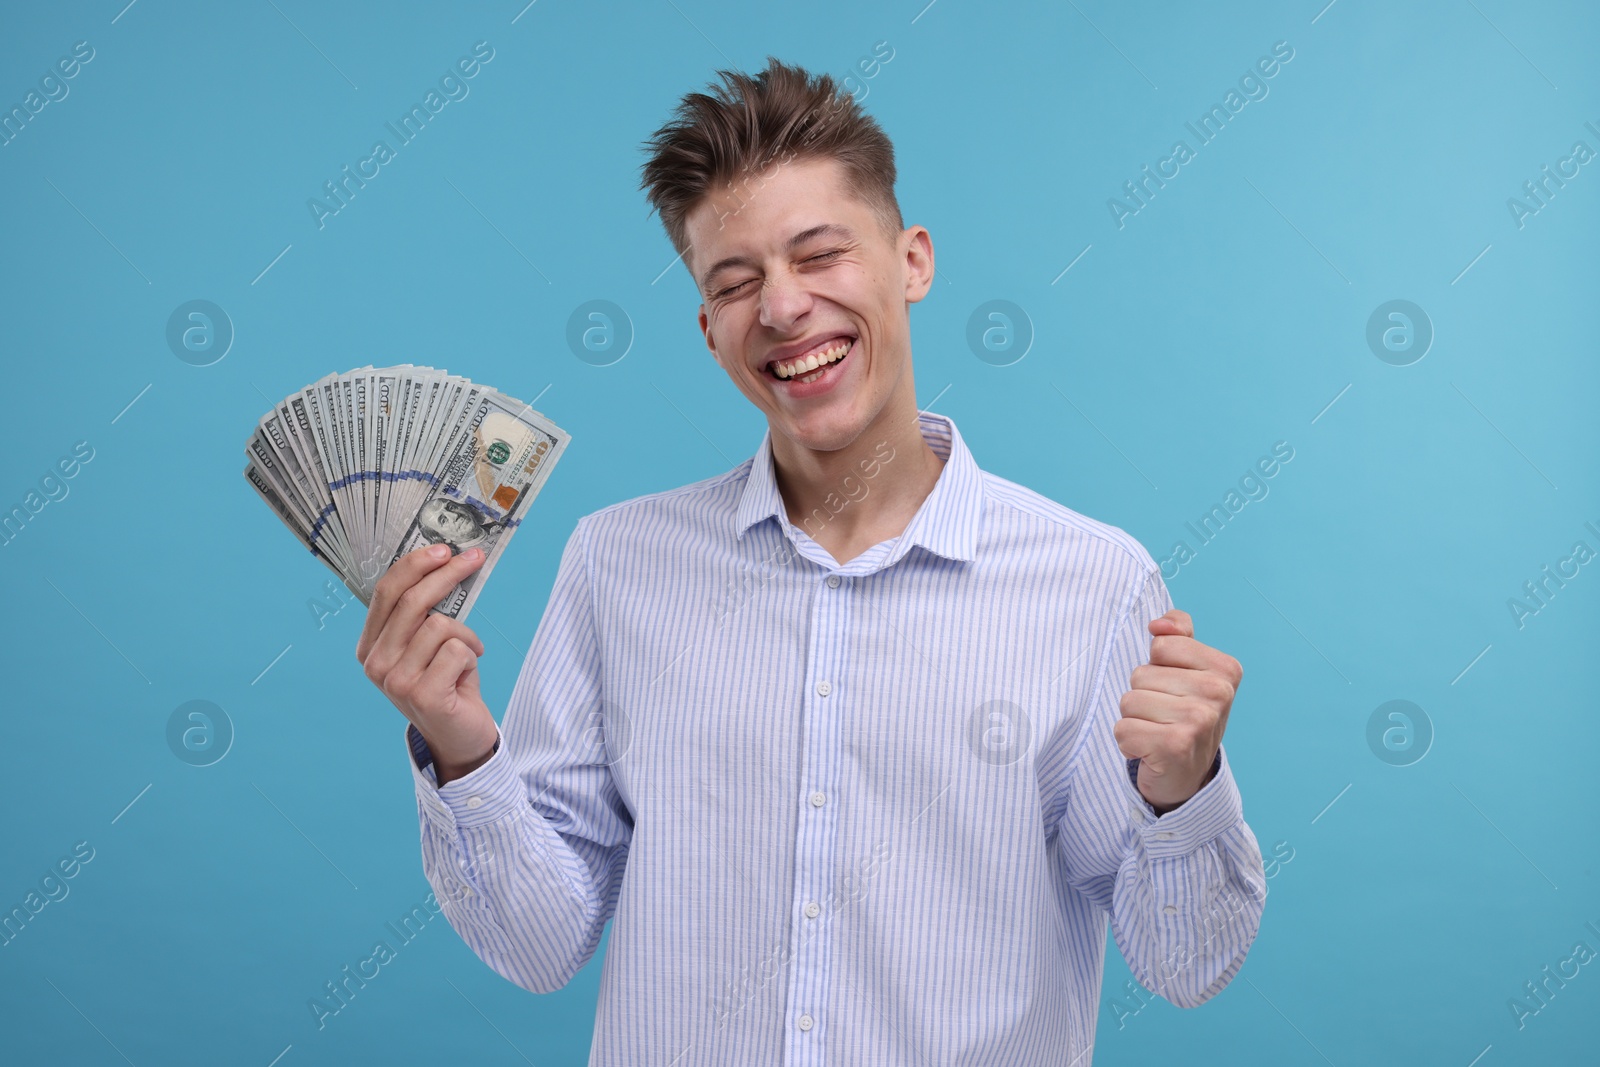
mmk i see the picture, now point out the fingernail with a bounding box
[465,547,483,562]
[429,544,449,560]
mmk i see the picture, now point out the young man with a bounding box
[357,58,1265,1065]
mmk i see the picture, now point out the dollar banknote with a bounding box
[243,366,570,622]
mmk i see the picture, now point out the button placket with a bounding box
[784,567,851,1064]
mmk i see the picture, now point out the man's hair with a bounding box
[638,56,903,277]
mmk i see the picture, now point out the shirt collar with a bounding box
[734,410,983,565]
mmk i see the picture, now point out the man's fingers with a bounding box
[1148,633,1238,675]
[1112,715,1167,762]
[357,544,454,662]
[413,637,480,712]
[406,611,485,659]
[1147,608,1194,639]
[1118,687,1185,725]
[1115,706,1218,766]
[1147,634,1206,669]
[389,614,485,692]
[1129,663,1235,704]
[364,548,487,672]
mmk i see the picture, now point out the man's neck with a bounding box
[770,396,945,567]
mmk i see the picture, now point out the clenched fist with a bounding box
[1115,608,1241,814]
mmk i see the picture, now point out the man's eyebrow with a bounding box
[698,223,855,291]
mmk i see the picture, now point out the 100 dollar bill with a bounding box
[389,389,568,621]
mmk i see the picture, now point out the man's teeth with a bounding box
[772,339,852,380]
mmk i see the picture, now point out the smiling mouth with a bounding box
[765,336,856,382]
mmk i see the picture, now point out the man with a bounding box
[357,58,1265,1065]
[413,496,498,553]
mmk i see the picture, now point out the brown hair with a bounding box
[638,56,903,279]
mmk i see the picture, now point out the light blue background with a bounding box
[2,1,1595,1064]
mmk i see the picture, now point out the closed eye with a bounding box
[714,250,844,299]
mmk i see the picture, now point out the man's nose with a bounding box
[758,269,813,330]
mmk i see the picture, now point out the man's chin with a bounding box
[770,407,876,455]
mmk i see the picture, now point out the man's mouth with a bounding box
[765,336,856,384]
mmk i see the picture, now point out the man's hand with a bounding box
[1115,608,1241,815]
[356,543,498,785]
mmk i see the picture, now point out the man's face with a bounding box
[686,156,933,454]
[429,500,479,542]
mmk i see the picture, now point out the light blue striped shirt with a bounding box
[406,410,1267,1065]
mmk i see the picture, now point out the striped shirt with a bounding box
[406,410,1267,1065]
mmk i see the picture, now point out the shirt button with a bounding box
[816,680,832,696]
[826,575,840,588]
[1162,904,1177,915]
[810,791,826,808]
[466,796,483,809]
[804,901,821,918]
[798,1013,814,1032]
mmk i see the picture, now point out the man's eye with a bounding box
[716,280,753,299]
[807,250,843,263]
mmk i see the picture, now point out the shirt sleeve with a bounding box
[1054,562,1266,1009]
[405,514,633,994]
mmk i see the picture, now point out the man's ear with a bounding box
[902,225,934,305]
[698,304,723,369]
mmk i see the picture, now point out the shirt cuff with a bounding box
[406,721,519,830]
[1125,746,1244,859]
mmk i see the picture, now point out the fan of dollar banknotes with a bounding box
[243,365,570,623]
